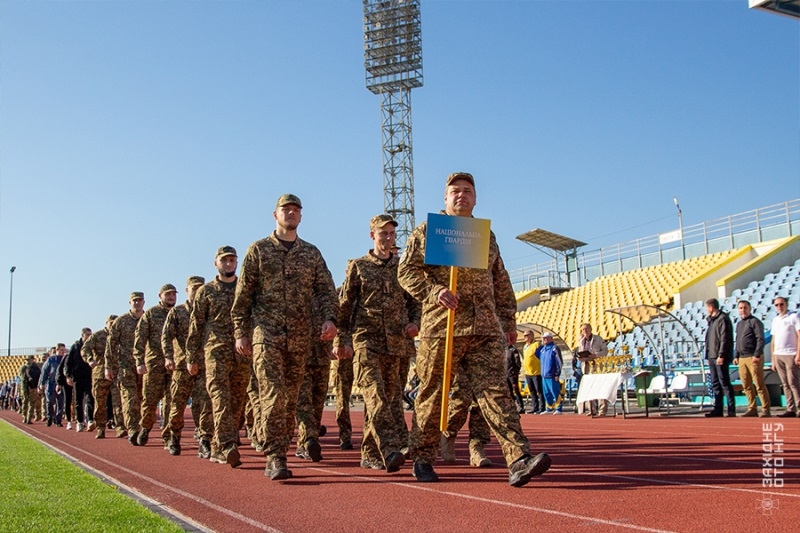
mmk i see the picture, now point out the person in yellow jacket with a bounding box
[522,330,545,414]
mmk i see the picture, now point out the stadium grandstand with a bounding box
[513,198,800,407]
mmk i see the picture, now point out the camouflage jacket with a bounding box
[82,328,109,380]
[231,233,338,351]
[105,311,142,374]
[335,251,421,353]
[397,219,516,339]
[187,277,236,365]
[133,302,172,369]
[162,301,197,370]
[308,296,333,366]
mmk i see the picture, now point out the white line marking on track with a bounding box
[14,423,282,533]
[309,467,678,533]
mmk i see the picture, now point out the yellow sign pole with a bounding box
[439,266,458,432]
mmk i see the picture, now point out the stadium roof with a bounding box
[516,229,587,253]
[749,0,800,19]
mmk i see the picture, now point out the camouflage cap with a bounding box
[106,314,119,323]
[445,171,475,188]
[369,214,398,231]
[276,193,302,209]
[215,245,237,259]
[186,275,205,287]
[129,292,144,301]
[159,283,178,294]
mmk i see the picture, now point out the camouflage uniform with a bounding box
[443,366,491,447]
[83,326,124,433]
[231,233,338,465]
[163,300,213,445]
[187,276,249,455]
[397,220,531,466]
[134,301,173,439]
[332,357,353,445]
[105,311,143,435]
[296,301,333,452]
[245,368,264,449]
[393,338,416,446]
[18,363,33,423]
[335,251,420,464]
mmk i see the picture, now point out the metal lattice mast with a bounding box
[363,0,423,249]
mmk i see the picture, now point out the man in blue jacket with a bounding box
[39,344,66,426]
[535,332,563,414]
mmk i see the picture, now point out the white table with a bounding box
[576,372,633,416]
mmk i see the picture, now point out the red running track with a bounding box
[2,408,798,533]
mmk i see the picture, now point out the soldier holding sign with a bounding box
[397,171,551,487]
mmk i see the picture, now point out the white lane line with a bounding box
[308,466,678,533]
[574,469,799,499]
[12,422,282,533]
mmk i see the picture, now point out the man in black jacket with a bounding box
[64,328,94,432]
[704,299,735,417]
[734,300,770,417]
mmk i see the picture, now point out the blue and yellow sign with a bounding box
[424,213,491,269]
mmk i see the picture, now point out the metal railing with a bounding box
[511,198,800,291]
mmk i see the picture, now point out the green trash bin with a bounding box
[635,366,661,408]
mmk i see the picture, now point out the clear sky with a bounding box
[1,0,798,350]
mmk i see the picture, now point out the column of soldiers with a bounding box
[14,179,550,489]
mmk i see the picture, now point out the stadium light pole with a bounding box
[8,266,16,357]
[673,197,684,259]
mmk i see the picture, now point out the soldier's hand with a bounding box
[104,369,114,381]
[236,337,253,357]
[320,321,337,342]
[88,360,97,368]
[187,363,198,376]
[66,378,73,387]
[436,289,459,310]
[56,385,61,394]
[506,331,518,345]
[164,359,176,372]
[405,323,419,338]
[332,345,353,360]
[137,364,147,375]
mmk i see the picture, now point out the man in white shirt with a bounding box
[770,296,800,418]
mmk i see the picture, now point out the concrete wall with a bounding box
[673,246,757,309]
[716,236,800,299]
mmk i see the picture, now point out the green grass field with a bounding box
[0,421,185,532]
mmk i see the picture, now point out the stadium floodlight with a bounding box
[364,0,423,249]
[749,0,800,20]
[673,197,684,259]
[8,266,16,357]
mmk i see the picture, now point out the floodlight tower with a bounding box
[363,0,423,249]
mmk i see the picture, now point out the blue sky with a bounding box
[1,0,798,350]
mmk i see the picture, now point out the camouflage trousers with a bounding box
[393,352,412,447]
[206,347,250,451]
[118,368,143,434]
[92,375,124,429]
[253,341,307,462]
[245,369,263,447]
[410,335,530,465]
[20,386,38,422]
[356,347,401,462]
[296,360,331,447]
[442,366,491,446]
[168,368,212,441]
[141,365,172,436]
[332,357,353,444]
